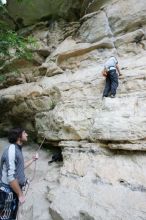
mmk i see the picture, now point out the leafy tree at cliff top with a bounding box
[0,0,34,67]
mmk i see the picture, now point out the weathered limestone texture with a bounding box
[49,141,146,220]
[78,11,113,43]
[1,0,146,219]
[7,0,83,26]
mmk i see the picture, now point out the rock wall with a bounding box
[1,0,146,219]
[7,0,83,26]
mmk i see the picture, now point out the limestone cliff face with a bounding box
[7,0,83,26]
[1,0,146,219]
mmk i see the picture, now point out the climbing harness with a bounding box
[0,183,18,220]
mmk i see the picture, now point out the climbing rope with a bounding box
[29,136,46,183]
[16,136,46,220]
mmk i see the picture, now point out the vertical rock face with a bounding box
[1,0,146,219]
[7,0,83,26]
[49,141,146,220]
[78,11,113,43]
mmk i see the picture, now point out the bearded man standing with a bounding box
[0,127,38,220]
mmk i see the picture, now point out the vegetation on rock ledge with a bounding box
[0,0,35,71]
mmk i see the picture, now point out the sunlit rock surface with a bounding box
[1,0,146,219]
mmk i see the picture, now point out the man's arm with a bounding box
[9,179,22,195]
[116,64,122,76]
[24,153,39,169]
[9,179,25,203]
[24,158,35,168]
[102,67,108,77]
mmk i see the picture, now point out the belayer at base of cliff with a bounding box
[0,127,39,220]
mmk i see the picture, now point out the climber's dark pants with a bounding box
[103,69,118,97]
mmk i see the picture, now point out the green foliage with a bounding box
[0,1,7,13]
[0,74,6,83]
[0,1,35,66]
[0,0,36,86]
[0,66,21,83]
[0,23,35,62]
